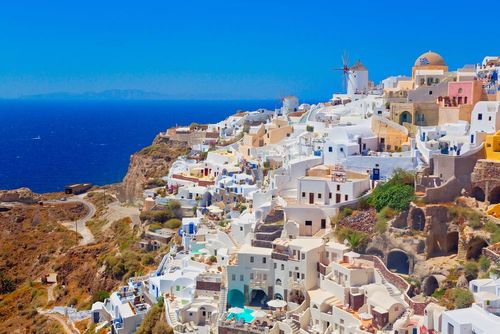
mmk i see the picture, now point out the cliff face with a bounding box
[117,136,189,204]
[0,187,40,204]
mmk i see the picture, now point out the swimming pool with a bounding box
[226,308,255,323]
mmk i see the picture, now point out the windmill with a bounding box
[332,51,354,93]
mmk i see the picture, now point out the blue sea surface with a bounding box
[0,99,278,193]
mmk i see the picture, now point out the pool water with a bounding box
[226,308,255,323]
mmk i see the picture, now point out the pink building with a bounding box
[438,81,484,124]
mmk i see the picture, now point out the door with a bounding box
[336,194,341,203]
[321,219,326,229]
[309,193,314,204]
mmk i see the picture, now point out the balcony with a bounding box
[250,279,268,290]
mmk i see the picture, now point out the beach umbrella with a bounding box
[267,299,287,308]
[228,307,244,314]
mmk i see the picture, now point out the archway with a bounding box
[366,247,385,260]
[466,237,488,260]
[249,289,268,308]
[275,279,282,286]
[274,293,283,300]
[472,187,485,202]
[489,186,500,204]
[447,232,459,254]
[387,249,410,274]
[227,289,244,308]
[399,111,412,125]
[411,208,426,231]
[422,276,439,296]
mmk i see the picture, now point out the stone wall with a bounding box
[471,159,500,202]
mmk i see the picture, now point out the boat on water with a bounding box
[32,135,41,140]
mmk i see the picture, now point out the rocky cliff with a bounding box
[117,135,189,204]
[0,187,40,204]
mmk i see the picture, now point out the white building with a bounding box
[469,101,500,145]
[441,304,500,334]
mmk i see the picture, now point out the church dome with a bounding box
[414,51,446,67]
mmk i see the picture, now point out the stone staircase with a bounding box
[285,318,300,334]
[375,269,398,296]
[219,287,227,314]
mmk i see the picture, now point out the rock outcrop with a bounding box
[0,187,40,204]
[117,136,189,204]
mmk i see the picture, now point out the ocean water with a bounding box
[0,99,278,193]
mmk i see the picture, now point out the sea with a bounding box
[0,99,279,193]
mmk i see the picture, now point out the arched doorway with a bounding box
[411,208,426,231]
[422,276,439,296]
[472,187,485,202]
[387,249,410,274]
[489,186,500,204]
[274,293,283,300]
[249,289,268,308]
[399,111,412,125]
[466,237,488,260]
[447,232,459,254]
[227,289,244,308]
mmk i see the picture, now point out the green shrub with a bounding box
[464,262,479,281]
[92,290,110,303]
[165,218,181,229]
[479,255,491,272]
[149,223,162,231]
[0,272,16,294]
[369,183,414,212]
[142,254,155,266]
[449,288,474,309]
[485,220,500,243]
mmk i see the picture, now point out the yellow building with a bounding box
[485,130,500,161]
[412,51,448,87]
[371,116,410,152]
[263,118,293,145]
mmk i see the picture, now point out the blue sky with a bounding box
[0,0,496,100]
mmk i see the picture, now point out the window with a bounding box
[232,274,236,281]
[458,88,463,94]
[478,113,483,120]
[447,323,454,334]
[429,90,433,95]
[289,271,292,277]
[329,192,332,199]
[262,257,266,264]
[318,193,322,199]
[328,146,333,152]
[263,274,267,280]
[274,263,277,269]
[305,220,312,226]
[240,275,244,281]
[345,195,348,201]
[337,185,340,191]
[250,256,254,263]
[489,116,492,121]
[281,264,284,270]
[240,226,243,231]
[250,273,254,279]
[301,273,305,279]
[302,192,306,198]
